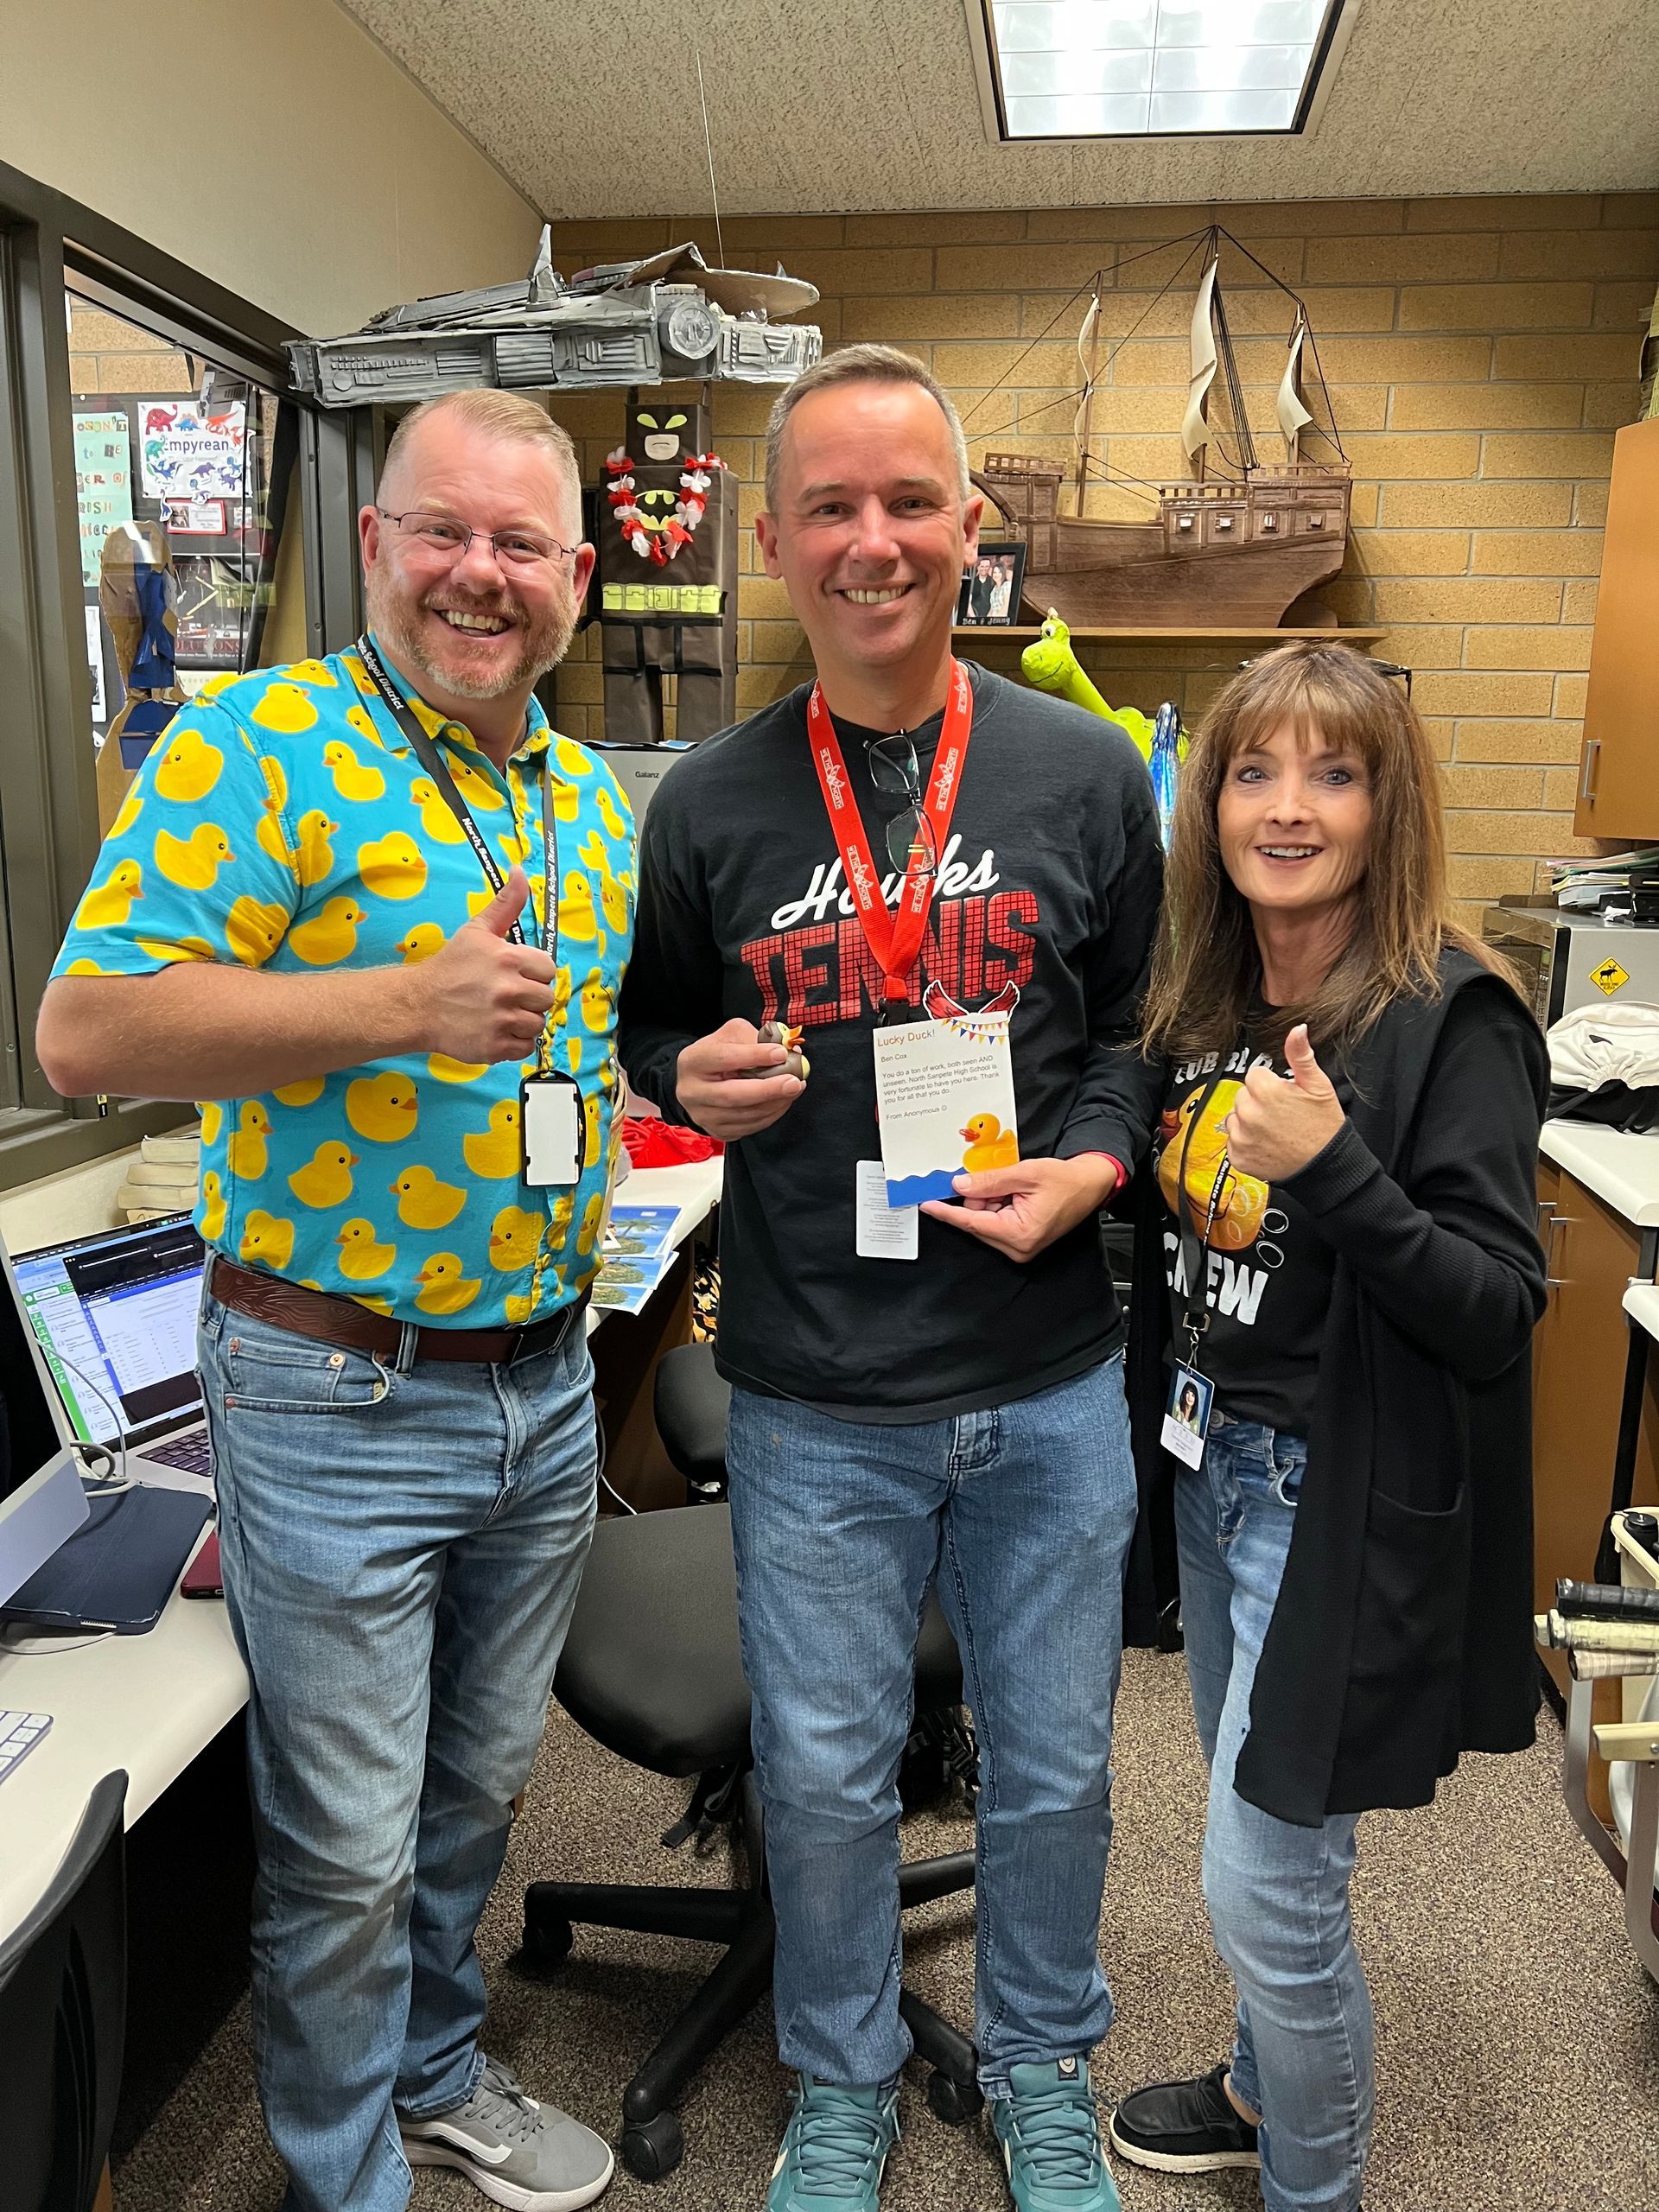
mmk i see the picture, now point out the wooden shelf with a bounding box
[952,626,1386,643]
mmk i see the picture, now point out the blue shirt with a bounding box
[51,640,635,1327]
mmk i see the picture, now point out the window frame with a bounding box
[0,157,359,1192]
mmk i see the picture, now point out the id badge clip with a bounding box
[1160,1357,1214,1471]
[521,1071,582,1187]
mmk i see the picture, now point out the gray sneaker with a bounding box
[398,2056,614,2211]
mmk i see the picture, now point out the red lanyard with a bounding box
[805,659,974,1005]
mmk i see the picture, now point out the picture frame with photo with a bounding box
[956,539,1027,627]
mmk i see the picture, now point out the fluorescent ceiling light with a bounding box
[978,0,1349,141]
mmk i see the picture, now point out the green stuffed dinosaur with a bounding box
[1020,610,1156,760]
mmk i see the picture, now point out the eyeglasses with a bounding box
[865,733,939,878]
[378,508,580,570]
[1236,652,1413,699]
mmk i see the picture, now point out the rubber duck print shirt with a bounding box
[51,642,635,1327]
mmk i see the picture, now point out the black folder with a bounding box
[0,1484,213,1635]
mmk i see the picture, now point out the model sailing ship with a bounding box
[973,226,1351,630]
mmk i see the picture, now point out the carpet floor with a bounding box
[112,1648,1659,2210]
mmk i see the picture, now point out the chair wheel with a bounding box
[621,2110,684,2180]
[513,1914,573,1980]
[926,2070,983,2123]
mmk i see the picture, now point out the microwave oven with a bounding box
[1480,904,1659,1027]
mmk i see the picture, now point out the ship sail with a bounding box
[1276,308,1314,461]
[1180,251,1220,463]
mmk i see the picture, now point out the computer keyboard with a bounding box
[0,1711,52,1786]
[147,1427,213,1475]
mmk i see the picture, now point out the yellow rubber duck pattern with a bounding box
[51,638,634,1326]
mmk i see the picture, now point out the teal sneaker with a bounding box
[991,2059,1120,2212]
[766,2074,900,2209]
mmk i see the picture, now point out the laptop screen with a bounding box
[10,1215,206,1447]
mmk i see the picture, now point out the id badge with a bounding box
[521,1072,582,1186]
[855,1160,918,1261]
[1160,1362,1214,1470]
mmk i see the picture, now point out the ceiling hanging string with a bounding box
[693,40,726,272]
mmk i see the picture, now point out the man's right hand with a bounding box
[407,868,556,1065]
[677,1019,804,1139]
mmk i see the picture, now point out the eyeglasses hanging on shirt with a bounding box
[865,733,940,880]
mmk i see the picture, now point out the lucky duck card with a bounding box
[873,1013,1019,1208]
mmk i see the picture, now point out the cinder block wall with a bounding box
[567,194,1649,921]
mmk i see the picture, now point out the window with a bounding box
[0,156,356,1190]
[969,0,1351,142]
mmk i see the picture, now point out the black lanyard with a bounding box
[354,632,556,960]
[1175,1069,1231,1371]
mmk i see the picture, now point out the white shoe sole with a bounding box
[403,2136,616,2210]
[1106,2117,1260,2174]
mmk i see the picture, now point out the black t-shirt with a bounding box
[1154,1028,1353,1436]
[618,663,1165,1422]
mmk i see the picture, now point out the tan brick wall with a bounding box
[548,191,1658,925]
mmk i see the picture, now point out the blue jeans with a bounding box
[727,1356,1139,2099]
[198,1292,599,2212]
[1175,1414,1374,2212]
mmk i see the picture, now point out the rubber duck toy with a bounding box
[961,1113,1020,1173]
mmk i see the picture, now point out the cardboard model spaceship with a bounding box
[287,227,823,407]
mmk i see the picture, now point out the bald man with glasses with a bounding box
[39,388,625,2212]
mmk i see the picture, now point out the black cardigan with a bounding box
[1127,951,1549,1826]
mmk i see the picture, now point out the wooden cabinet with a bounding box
[1574,416,1659,841]
[1533,1163,1659,1700]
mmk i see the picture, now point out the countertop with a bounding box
[1540,1122,1659,1228]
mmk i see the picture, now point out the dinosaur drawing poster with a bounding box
[873,1014,1018,1209]
[138,401,246,502]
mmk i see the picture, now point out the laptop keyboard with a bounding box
[0,1711,52,1787]
[146,1427,213,1475]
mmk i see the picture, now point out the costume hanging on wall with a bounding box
[95,520,188,835]
[594,396,739,745]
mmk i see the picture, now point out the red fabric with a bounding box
[622,1116,723,1166]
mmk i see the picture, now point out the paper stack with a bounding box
[116,1125,201,1223]
[592,1205,681,1314]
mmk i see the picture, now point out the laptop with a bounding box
[2,1213,213,1492]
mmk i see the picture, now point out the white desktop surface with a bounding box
[1540,1121,1659,1229]
[0,1158,721,1940]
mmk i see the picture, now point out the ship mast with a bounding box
[1276,306,1315,464]
[1181,231,1257,482]
[1180,248,1220,484]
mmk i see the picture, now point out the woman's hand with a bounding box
[1221,1025,1345,1183]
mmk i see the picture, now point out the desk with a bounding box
[0,1158,721,1941]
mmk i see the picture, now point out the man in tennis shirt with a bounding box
[620,346,1163,2212]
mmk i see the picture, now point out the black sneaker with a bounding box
[1107,2063,1261,2174]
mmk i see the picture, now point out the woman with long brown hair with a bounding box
[1108,643,1548,2212]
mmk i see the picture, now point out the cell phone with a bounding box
[181,1529,223,1599]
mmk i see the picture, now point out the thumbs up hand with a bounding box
[406,866,559,1065]
[1220,1024,1345,1182]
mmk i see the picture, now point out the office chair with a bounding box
[519,1343,980,2182]
[0,1770,128,2212]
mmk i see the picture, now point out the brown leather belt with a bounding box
[207,1255,587,1365]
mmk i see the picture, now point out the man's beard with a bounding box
[365,569,578,701]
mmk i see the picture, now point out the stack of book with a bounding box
[115,1126,201,1223]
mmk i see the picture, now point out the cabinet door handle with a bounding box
[1545,1211,1573,1287]
[1580,737,1601,804]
